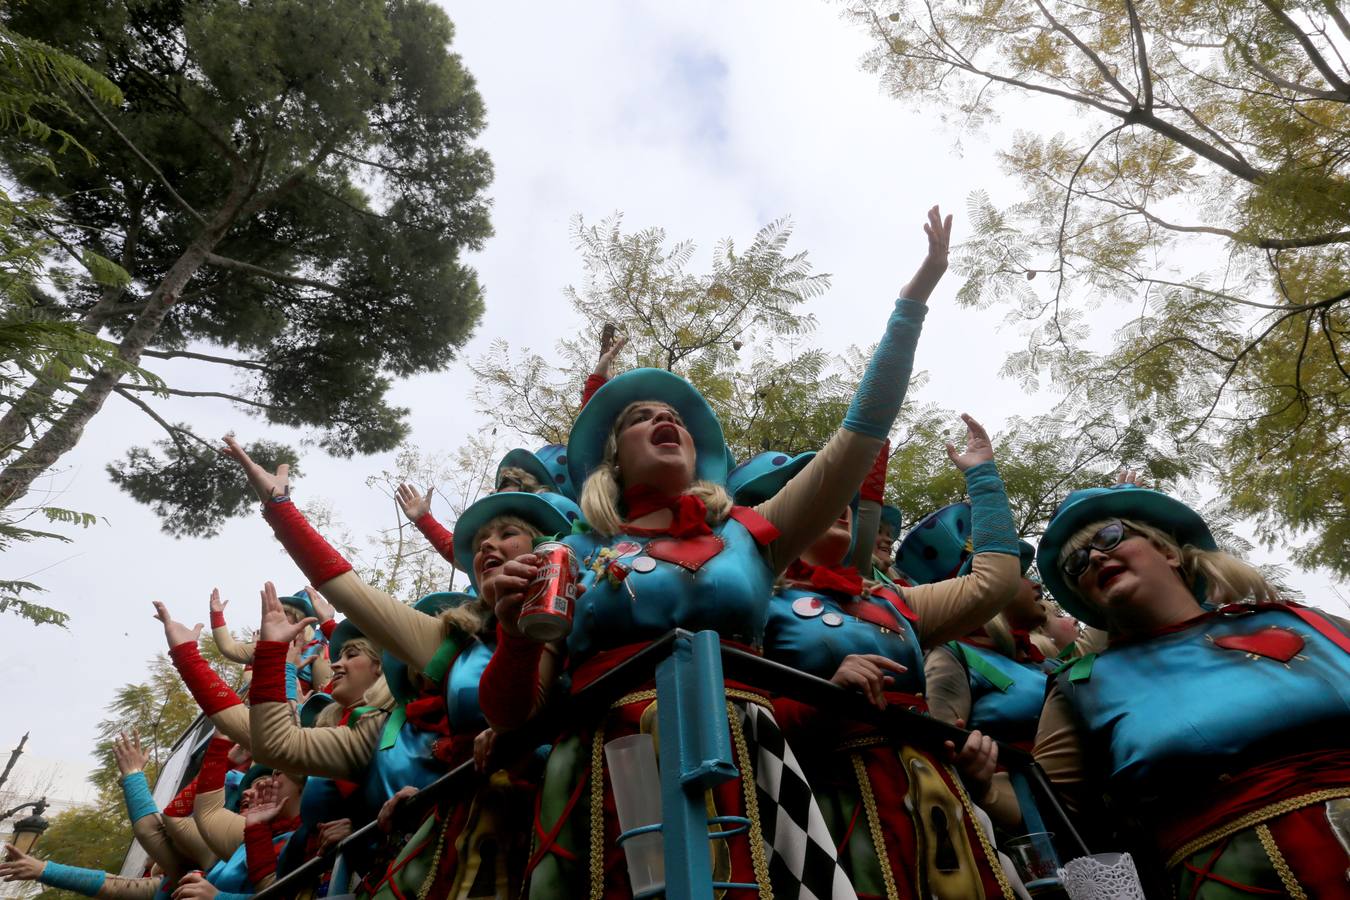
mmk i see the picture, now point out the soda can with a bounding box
[520,541,579,641]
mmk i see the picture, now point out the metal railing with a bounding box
[255,629,1086,899]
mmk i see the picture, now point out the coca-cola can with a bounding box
[519,541,579,641]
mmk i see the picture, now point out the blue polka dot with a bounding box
[923,546,939,560]
[772,455,788,465]
[956,519,965,533]
[555,474,565,484]
[566,511,578,521]
[557,454,567,465]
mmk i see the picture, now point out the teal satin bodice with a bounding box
[956,643,1049,746]
[446,638,493,733]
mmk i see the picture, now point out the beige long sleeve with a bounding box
[130,814,190,881]
[212,626,256,664]
[756,427,885,574]
[1031,682,1089,816]
[906,552,1020,647]
[162,814,216,870]
[96,875,162,899]
[250,696,387,780]
[313,570,445,670]
[192,787,244,861]
[208,703,252,750]
[923,644,972,727]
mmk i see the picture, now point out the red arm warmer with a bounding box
[197,737,235,793]
[478,623,545,730]
[164,777,198,818]
[210,610,227,629]
[861,439,891,503]
[260,498,354,586]
[319,618,337,640]
[413,511,456,565]
[169,642,242,717]
[249,641,290,704]
[244,823,280,885]
[581,373,608,408]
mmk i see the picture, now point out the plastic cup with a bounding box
[1005,831,1063,891]
[604,734,665,896]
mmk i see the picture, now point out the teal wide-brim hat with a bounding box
[534,443,577,499]
[382,592,477,703]
[327,618,367,662]
[726,451,815,506]
[567,368,729,490]
[894,502,972,586]
[238,764,275,794]
[280,590,316,621]
[879,505,903,535]
[1037,484,1216,629]
[497,448,555,493]
[452,491,582,589]
[298,692,335,727]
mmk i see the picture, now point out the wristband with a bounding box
[413,511,456,565]
[39,861,107,897]
[120,770,158,823]
[965,461,1020,557]
[168,641,242,716]
[320,618,337,640]
[197,736,235,792]
[861,439,891,502]
[244,821,280,885]
[249,641,290,704]
[210,610,227,629]
[285,662,298,702]
[261,497,354,585]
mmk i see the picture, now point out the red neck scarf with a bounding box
[785,560,864,597]
[623,484,712,538]
[271,814,302,837]
[1009,628,1046,663]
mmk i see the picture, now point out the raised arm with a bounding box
[191,736,245,860]
[111,731,191,880]
[904,419,1021,646]
[759,207,951,570]
[0,848,161,900]
[209,589,256,664]
[155,602,252,748]
[220,438,446,670]
[397,483,458,566]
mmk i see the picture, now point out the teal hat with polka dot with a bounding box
[452,492,582,589]
[726,451,815,506]
[894,502,972,585]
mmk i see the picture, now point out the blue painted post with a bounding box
[654,630,740,899]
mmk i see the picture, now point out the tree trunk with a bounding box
[0,183,247,510]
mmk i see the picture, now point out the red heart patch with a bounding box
[1213,627,1304,663]
[644,535,725,572]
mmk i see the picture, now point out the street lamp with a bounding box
[3,798,49,854]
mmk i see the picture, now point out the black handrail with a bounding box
[254,630,1083,899]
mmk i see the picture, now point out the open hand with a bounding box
[243,775,282,826]
[898,205,955,303]
[830,654,909,709]
[304,586,334,624]
[113,730,150,776]
[594,331,628,378]
[209,589,228,616]
[152,602,203,649]
[0,844,44,882]
[220,434,289,503]
[395,483,434,522]
[259,582,318,644]
[944,413,994,473]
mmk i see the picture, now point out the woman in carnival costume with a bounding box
[477,206,953,899]
[742,415,1025,899]
[210,587,332,693]
[1027,481,1350,896]
[219,437,580,898]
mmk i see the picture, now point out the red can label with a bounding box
[520,541,579,641]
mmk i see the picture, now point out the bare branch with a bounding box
[140,348,274,372]
[77,379,287,415]
[203,253,346,294]
[1032,0,1138,104]
[112,386,216,453]
[1257,0,1350,94]
[1123,0,1153,110]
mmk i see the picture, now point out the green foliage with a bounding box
[848,0,1350,575]
[106,437,298,538]
[0,0,493,528]
[471,215,848,461]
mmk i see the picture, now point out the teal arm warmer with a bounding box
[964,461,1020,557]
[284,662,298,702]
[120,770,157,823]
[38,861,107,897]
[842,298,928,438]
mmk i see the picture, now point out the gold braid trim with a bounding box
[1165,786,1350,870]
[943,759,1016,899]
[727,700,774,899]
[837,735,887,752]
[851,751,901,900]
[589,727,607,900]
[611,689,657,707]
[1256,824,1308,900]
[415,808,450,900]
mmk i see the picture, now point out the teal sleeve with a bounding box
[842,298,927,438]
[120,770,158,823]
[284,662,298,702]
[38,861,107,897]
[964,461,1019,557]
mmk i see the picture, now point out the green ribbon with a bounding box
[953,642,1016,692]
[379,706,406,750]
[379,634,464,751]
[1067,652,1097,683]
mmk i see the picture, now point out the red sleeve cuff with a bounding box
[414,512,456,565]
[320,618,337,640]
[197,737,235,792]
[249,642,290,704]
[261,498,354,585]
[210,611,227,629]
[478,623,545,729]
[244,822,279,884]
[169,642,242,716]
[861,439,891,503]
[581,373,608,408]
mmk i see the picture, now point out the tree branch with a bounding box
[72,85,206,226]
[140,348,274,372]
[1032,0,1138,104]
[112,386,217,453]
[1257,0,1350,94]
[76,379,287,415]
[203,253,346,294]
[1123,0,1153,110]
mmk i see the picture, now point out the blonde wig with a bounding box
[316,674,394,726]
[580,401,732,538]
[441,514,544,637]
[496,465,548,494]
[1059,518,1281,605]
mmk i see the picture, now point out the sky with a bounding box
[4,2,1346,805]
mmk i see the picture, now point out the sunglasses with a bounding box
[1062,520,1137,579]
